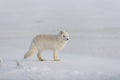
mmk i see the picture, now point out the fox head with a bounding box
[58,30,69,41]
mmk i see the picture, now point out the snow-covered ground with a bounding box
[1,49,120,80]
[1,0,120,80]
[0,38,120,80]
[1,56,120,80]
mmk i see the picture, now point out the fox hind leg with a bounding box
[37,51,45,61]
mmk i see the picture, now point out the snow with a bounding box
[1,0,120,80]
[0,39,120,80]
[0,51,120,80]
[1,40,120,80]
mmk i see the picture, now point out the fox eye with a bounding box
[63,35,66,37]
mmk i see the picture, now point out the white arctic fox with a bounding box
[24,31,69,61]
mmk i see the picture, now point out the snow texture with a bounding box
[0,49,120,80]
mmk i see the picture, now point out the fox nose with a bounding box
[66,38,69,40]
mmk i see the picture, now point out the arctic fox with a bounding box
[24,31,69,61]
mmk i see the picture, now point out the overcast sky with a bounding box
[0,0,120,58]
[0,0,120,37]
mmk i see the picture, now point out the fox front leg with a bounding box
[53,50,60,61]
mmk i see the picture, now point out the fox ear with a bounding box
[60,30,64,34]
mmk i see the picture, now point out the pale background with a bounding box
[0,0,120,80]
[0,0,120,58]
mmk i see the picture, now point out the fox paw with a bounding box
[39,59,45,61]
[54,59,60,61]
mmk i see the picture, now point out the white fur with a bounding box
[24,31,69,61]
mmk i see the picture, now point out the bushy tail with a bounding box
[24,42,37,59]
